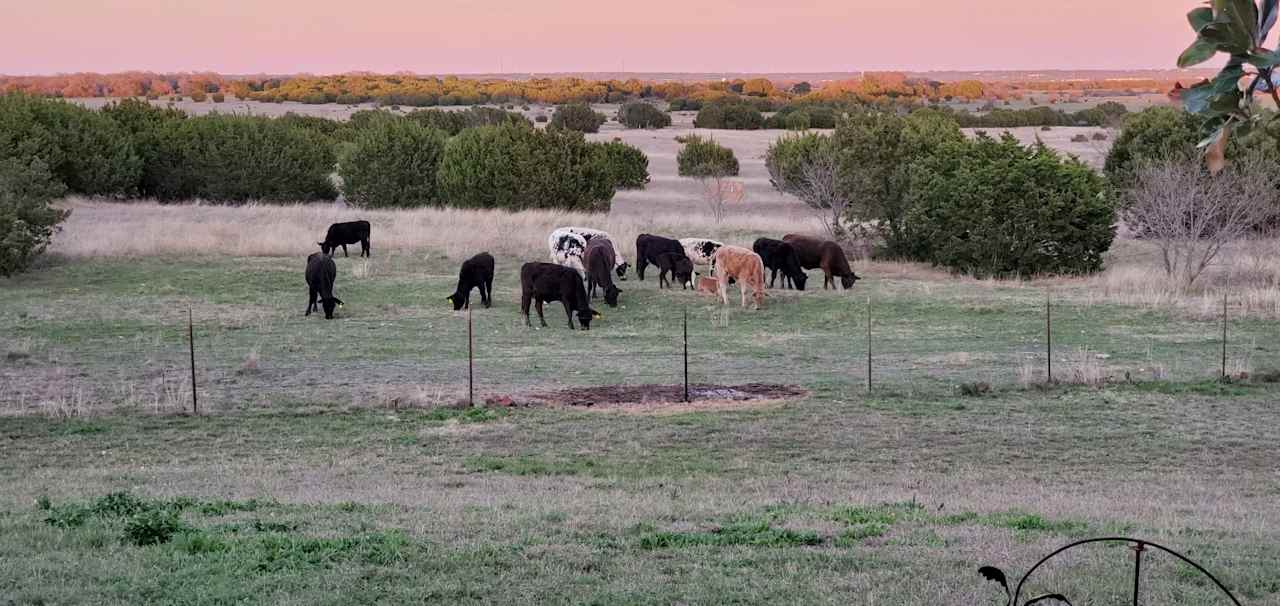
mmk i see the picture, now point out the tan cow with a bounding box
[694,275,719,296]
[711,245,766,310]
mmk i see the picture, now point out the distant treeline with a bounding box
[0,94,647,210]
[0,71,1175,108]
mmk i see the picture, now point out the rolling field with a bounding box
[2,202,1280,604]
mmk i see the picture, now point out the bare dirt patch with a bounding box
[518,383,808,413]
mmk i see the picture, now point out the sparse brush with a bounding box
[1017,359,1039,389]
[1064,347,1106,387]
[237,349,260,375]
[957,381,991,396]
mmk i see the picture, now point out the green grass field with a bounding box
[2,252,1279,605]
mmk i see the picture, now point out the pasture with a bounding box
[2,201,1280,605]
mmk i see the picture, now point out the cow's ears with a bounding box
[446,295,454,302]
[591,310,603,319]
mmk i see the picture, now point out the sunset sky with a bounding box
[5,0,1195,74]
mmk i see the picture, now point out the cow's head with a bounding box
[615,261,630,281]
[674,258,694,288]
[841,273,861,290]
[447,293,465,311]
[793,272,808,291]
[700,241,721,258]
[603,284,621,307]
[317,242,332,256]
[321,297,344,319]
[576,308,603,330]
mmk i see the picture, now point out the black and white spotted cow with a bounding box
[559,227,629,280]
[679,238,725,271]
[548,228,589,277]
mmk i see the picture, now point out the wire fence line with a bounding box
[2,291,1273,416]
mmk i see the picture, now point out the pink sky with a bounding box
[5,0,1195,74]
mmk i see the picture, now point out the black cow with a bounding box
[304,252,344,319]
[447,252,495,310]
[319,220,371,258]
[635,234,687,281]
[783,234,861,290]
[753,237,808,290]
[520,262,601,330]
[656,253,694,289]
[584,238,622,307]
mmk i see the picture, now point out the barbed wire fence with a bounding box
[0,287,1270,417]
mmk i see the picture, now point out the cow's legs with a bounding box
[361,239,370,258]
[717,276,729,305]
[306,287,317,315]
[484,277,494,308]
[521,293,532,326]
[741,281,748,308]
[636,258,646,280]
[535,300,549,328]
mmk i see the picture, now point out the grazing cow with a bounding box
[679,238,725,270]
[520,262,602,330]
[584,238,622,307]
[635,233,688,282]
[752,238,808,291]
[447,252,495,310]
[319,220,371,258]
[547,229,589,277]
[559,227,629,280]
[655,253,694,290]
[304,252,344,319]
[712,246,766,310]
[782,234,862,290]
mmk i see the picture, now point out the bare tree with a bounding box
[699,174,744,223]
[774,146,850,239]
[1125,156,1280,289]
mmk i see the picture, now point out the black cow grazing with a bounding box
[783,234,862,290]
[584,238,622,307]
[520,262,602,330]
[656,253,694,289]
[319,220,371,258]
[447,252,495,310]
[753,237,808,290]
[635,233,687,281]
[304,252,344,319]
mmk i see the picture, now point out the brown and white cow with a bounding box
[711,245,766,310]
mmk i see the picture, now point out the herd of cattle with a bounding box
[304,220,862,329]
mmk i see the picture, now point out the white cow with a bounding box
[560,227,629,280]
[679,238,725,272]
[548,228,589,277]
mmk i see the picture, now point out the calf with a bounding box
[547,229,589,277]
[520,262,602,330]
[679,238,724,269]
[712,245,766,310]
[319,220,371,258]
[304,252,344,319]
[655,252,694,289]
[635,233,687,281]
[782,234,862,290]
[559,227,629,279]
[584,238,622,307]
[447,252,495,310]
[752,238,808,290]
[694,275,720,296]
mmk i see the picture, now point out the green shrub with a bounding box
[461,106,531,128]
[1103,107,1204,189]
[904,134,1114,277]
[617,102,671,129]
[123,508,189,546]
[550,103,607,133]
[677,135,739,177]
[0,158,70,277]
[667,98,703,111]
[784,112,811,130]
[404,108,470,135]
[275,112,344,137]
[339,120,448,208]
[595,140,649,189]
[347,109,403,131]
[693,102,764,130]
[0,93,141,196]
[437,123,615,211]
[335,93,364,105]
[210,92,225,103]
[190,90,207,102]
[148,114,337,202]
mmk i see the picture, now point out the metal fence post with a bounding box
[187,308,198,415]
[1131,542,1146,606]
[1221,287,1228,380]
[468,307,475,406]
[866,296,872,393]
[1046,290,1053,384]
[683,307,689,403]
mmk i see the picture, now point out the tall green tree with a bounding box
[0,158,69,277]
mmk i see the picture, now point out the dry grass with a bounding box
[1063,347,1107,387]
[50,198,823,262]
